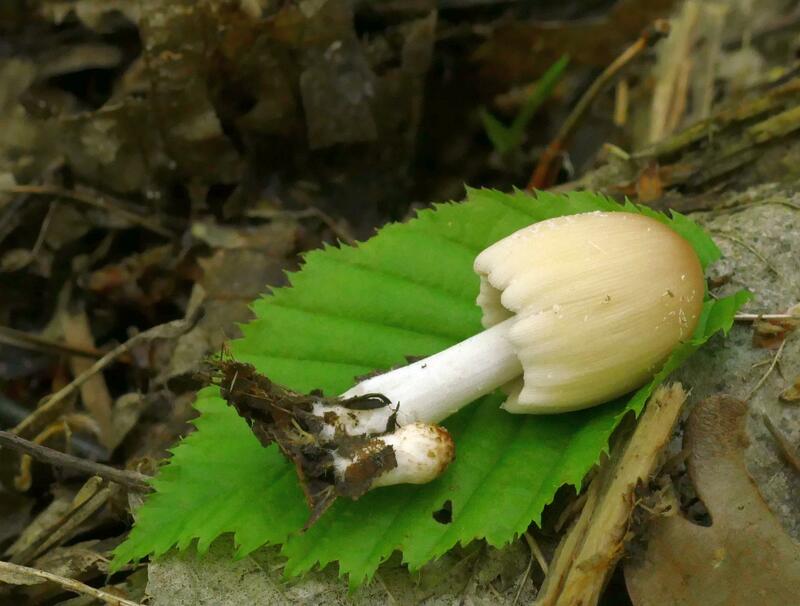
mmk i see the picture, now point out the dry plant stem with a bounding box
[712,231,783,277]
[0,560,145,606]
[1,184,175,238]
[512,546,535,606]
[762,413,800,473]
[734,312,799,322]
[534,383,687,606]
[0,325,103,359]
[649,1,699,142]
[527,19,670,190]
[512,532,548,606]
[0,430,151,492]
[525,532,549,575]
[748,337,787,399]
[8,476,109,565]
[0,395,107,461]
[13,312,199,440]
[14,421,71,491]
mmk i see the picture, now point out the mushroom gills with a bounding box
[475,211,705,412]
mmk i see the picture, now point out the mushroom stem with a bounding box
[327,318,520,436]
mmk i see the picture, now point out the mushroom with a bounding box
[219,211,706,511]
[328,210,704,425]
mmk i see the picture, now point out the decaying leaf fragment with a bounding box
[752,302,800,349]
[752,317,798,349]
[625,396,800,606]
[780,376,800,403]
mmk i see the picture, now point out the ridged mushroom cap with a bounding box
[474,211,705,413]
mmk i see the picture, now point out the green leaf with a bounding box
[480,108,517,155]
[113,388,308,561]
[480,56,569,155]
[113,189,748,589]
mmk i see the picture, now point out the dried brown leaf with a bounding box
[4,487,75,561]
[6,478,110,566]
[60,307,113,449]
[31,540,107,584]
[635,162,664,203]
[15,540,111,603]
[752,317,798,349]
[780,376,800,403]
[625,396,800,606]
[190,219,296,254]
[36,43,122,79]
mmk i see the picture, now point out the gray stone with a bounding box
[677,198,800,539]
[147,535,538,606]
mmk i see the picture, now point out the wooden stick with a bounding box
[527,20,670,190]
[12,311,200,440]
[1,184,175,238]
[0,430,151,492]
[735,313,798,322]
[0,326,104,359]
[0,559,145,606]
[534,383,687,606]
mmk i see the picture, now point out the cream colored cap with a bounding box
[474,211,705,413]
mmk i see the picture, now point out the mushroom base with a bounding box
[204,358,454,527]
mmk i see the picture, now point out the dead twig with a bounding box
[302,207,356,246]
[512,531,548,606]
[754,198,800,212]
[527,20,670,190]
[0,559,145,606]
[12,311,200,440]
[554,491,589,533]
[0,430,151,492]
[748,337,788,399]
[0,184,175,238]
[0,325,104,360]
[30,199,57,259]
[524,532,549,575]
[14,420,72,492]
[762,414,800,473]
[735,313,798,322]
[246,204,355,245]
[511,541,535,606]
[534,384,687,606]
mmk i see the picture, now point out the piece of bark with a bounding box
[534,383,687,606]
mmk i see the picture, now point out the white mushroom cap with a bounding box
[474,211,705,413]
